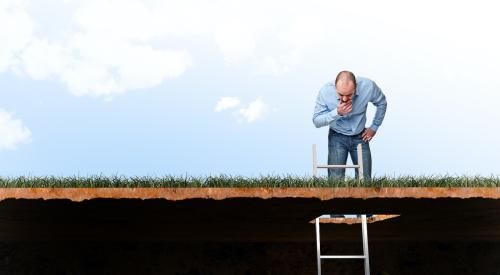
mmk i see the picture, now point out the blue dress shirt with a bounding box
[312,77,387,135]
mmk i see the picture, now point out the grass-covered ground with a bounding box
[0,175,499,188]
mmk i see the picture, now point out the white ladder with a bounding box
[312,144,364,180]
[315,214,370,275]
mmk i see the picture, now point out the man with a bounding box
[312,71,387,180]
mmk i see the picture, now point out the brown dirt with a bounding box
[2,241,500,275]
[2,187,500,202]
[1,196,500,242]
[1,188,500,274]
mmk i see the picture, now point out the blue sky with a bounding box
[1,0,499,178]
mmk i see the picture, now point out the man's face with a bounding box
[336,82,356,104]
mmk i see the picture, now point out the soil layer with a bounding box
[2,187,500,201]
[1,188,500,274]
[1,241,499,275]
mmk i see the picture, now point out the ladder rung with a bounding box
[317,164,360,168]
[321,255,366,259]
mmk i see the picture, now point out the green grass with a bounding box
[0,175,499,188]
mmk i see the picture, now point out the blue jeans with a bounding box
[328,128,372,180]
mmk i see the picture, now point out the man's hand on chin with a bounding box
[362,128,376,142]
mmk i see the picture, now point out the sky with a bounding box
[1,0,500,178]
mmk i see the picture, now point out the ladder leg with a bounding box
[312,144,318,177]
[361,215,370,275]
[316,218,321,275]
[357,143,364,181]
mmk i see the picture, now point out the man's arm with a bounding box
[312,89,342,128]
[369,82,387,132]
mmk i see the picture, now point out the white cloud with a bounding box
[216,96,269,123]
[236,98,268,123]
[0,0,34,73]
[1,0,332,96]
[59,33,192,97]
[19,38,70,80]
[213,13,256,64]
[215,97,241,112]
[2,0,500,100]
[2,0,192,98]
[0,109,32,151]
[260,54,296,77]
[17,21,192,97]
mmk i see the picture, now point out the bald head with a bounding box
[335,71,357,89]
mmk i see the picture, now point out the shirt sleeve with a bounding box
[369,82,387,132]
[312,88,341,128]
